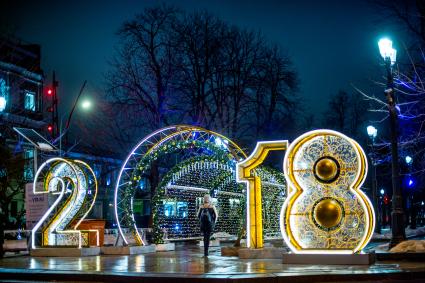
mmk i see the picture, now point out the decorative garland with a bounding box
[118,139,234,236]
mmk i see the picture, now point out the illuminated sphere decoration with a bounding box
[281,129,375,254]
[314,157,339,183]
[313,198,343,229]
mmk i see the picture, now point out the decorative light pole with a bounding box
[378,38,406,247]
[366,125,381,233]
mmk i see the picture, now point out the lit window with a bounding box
[24,92,35,111]
[163,200,188,218]
[23,149,34,180]
[176,202,188,218]
[163,200,176,217]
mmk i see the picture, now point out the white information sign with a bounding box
[25,182,48,229]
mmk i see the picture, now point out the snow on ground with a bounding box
[390,240,425,253]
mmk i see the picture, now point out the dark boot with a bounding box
[204,232,210,256]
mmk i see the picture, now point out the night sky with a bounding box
[1,0,406,120]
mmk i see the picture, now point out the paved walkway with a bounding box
[1,244,425,282]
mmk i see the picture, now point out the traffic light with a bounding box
[46,87,53,96]
[47,124,53,133]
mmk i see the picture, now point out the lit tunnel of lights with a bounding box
[114,125,286,245]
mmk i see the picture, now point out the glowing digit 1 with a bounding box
[236,141,288,249]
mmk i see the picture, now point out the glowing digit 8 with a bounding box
[281,130,375,254]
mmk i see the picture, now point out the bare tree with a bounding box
[322,90,368,139]
[105,5,180,143]
[0,142,26,257]
[372,0,425,47]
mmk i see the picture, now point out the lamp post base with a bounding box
[389,211,406,249]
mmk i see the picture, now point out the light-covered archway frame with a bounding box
[114,125,247,246]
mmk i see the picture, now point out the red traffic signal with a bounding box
[47,124,53,132]
[46,87,53,96]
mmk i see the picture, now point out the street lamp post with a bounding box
[56,80,91,155]
[367,125,381,234]
[378,38,406,247]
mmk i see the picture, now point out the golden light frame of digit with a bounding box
[236,140,288,249]
[31,158,99,249]
[280,129,375,254]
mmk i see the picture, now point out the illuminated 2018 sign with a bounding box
[237,130,375,254]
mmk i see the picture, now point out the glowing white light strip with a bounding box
[166,184,209,192]
[31,177,65,249]
[32,157,71,249]
[262,181,286,188]
[217,191,244,197]
[114,126,176,245]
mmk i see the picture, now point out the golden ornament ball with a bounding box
[314,157,339,182]
[314,198,343,229]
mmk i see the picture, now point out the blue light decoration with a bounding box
[405,175,415,188]
[395,105,401,113]
[138,179,145,190]
[405,155,413,165]
[380,189,385,195]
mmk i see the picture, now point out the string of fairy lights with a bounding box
[150,155,286,244]
[152,155,244,243]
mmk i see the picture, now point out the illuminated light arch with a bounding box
[152,155,244,243]
[280,129,375,254]
[114,125,247,246]
[236,141,288,248]
[31,158,99,249]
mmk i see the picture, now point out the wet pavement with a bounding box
[0,243,425,282]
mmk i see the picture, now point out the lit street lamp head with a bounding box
[366,125,377,139]
[378,38,397,65]
[81,99,92,110]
